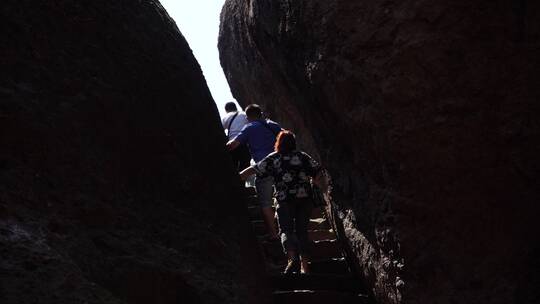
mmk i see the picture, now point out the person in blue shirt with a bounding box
[227,104,282,240]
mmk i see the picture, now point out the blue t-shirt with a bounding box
[234,119,282,162]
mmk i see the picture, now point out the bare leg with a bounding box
[284,249,299,274]
[300,255,311,274]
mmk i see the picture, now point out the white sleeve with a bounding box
[221,115,229,129]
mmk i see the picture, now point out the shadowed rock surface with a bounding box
[0,1,270,303]
[219,1,540,303]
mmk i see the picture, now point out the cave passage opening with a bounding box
[160,0,239,118]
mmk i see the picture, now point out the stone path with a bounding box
[244,187,372,303]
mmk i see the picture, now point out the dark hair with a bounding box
[224,102,237,112]
[245,104,262,119]
[275,130,297,153]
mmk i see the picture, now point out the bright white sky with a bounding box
[160,0,236,117]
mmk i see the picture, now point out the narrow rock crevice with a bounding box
[219,1,540,303]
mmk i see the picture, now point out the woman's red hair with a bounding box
[275,130,297,153]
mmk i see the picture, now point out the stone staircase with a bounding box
[244,187,372,304]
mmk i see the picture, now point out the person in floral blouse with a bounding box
[240,130,324,274]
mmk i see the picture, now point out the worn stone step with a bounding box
[308,229,336,241]
[309,257,349,275]
[261,240,285,263]
[253,219,329,236]
[251,220,267,236]
[310,207,325,219]
[269,257,350,275]
[248,205,278,220]
[247,205,262,219]
[272,290,370,304]
[243,186,257,196]
[311,239,342,260]
[250,208,327,226]
[269,273,363,293]
[308,218,330,230]
[261,239,343,263]
[246,195,259,207]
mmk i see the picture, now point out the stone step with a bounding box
[310,207,325,219]
[309,257,349,275]
[252,221,330,239]
[308,229,336,241]
[269,273,363,293]
[272,290,370,304]
[308,218,330,231]
[247,205,262,219]
[260,239,343,263]
[269,257,350,276]
[243,186,257,196]
[251,220,273,236]
[247,205,278,220]
[261,240,285,263]
[247,196,325,220]
[311,239,342,260]
[246,195,260,207]
[256,218,334,238]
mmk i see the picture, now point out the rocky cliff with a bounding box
[219,1,540,303]
[0,1,269,303]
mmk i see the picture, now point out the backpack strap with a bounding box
[227,112,239,139]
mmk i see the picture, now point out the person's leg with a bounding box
[294,198,314,273]
[245,159,256,187]
[255,176,278,239]
[276,201,300,273]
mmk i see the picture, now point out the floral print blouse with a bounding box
[254,150,321,202]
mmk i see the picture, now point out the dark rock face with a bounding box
[1,1,269,303]
[219,1,540,303]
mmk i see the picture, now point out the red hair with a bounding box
[275,130,297,153]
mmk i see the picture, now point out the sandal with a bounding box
[283,258,300,274]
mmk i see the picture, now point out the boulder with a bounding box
[0,1,269,303]
[219,1,540,303]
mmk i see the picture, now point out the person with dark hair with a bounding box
[227,104,282,240]
[221,101,250,170]
[224,101,238,113]
[239,130,324,274]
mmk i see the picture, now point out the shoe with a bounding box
[283,258,300,274]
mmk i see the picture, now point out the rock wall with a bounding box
[219,1,540,303]
[0,1,270,303]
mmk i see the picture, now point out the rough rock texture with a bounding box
[0,1,270,303]
[219,1,540,303]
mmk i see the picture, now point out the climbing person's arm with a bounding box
[239,166,256,181]
[271,120,283,134]
[221,116,228,130]
[242,154,274,181]
[226,139,240,151]
[239,152,273,180]
[227,124,249,151]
